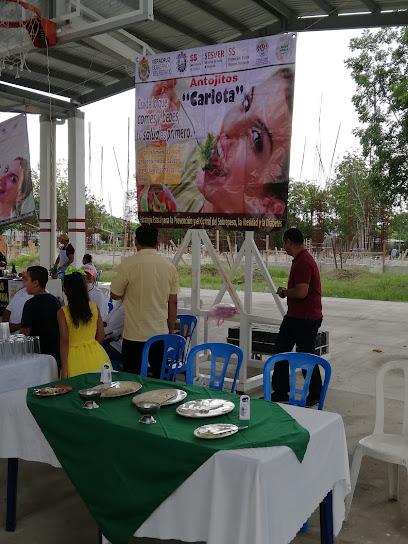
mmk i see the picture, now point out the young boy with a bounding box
[20,266,61,365]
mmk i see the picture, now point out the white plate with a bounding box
[176,398,235,418]
[194,423,238,439]
[91,381,142,398]
[132,389,187,406]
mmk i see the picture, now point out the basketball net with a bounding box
[0,0,56,78]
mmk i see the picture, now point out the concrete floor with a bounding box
[1,289,408,543]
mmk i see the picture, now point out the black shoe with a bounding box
[271,392,289,403]
[306,396,319,408]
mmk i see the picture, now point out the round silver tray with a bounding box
[132,388,187,406]
[176,398,235,418]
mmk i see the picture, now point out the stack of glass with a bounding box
[0,323,41,361]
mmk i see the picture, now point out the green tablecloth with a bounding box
[27,372,310,544]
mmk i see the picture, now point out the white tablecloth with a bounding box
[0,391,350,544]
[0,355,58,395]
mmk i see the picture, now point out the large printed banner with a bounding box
[135,35,296,231]
[0,115,35,228]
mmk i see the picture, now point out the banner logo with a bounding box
[138,58,150,81]
[177,51,187,73]
[276,36,292,62]
[256,38,269,57]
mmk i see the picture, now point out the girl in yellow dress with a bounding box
[57,267,110,379]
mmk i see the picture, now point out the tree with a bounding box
[328,152,391,249]
[345,28,408,203]
[287,180,330,242]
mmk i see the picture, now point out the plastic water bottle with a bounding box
[100,363,112,384]
[239,395,250,420]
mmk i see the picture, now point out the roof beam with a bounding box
[0,83,76,118]
[0,74,73,100]
[153,11,216,46]
[44,48,128,80]
[251,0,296,22]
[80,35,138,67]
[57,0,153,44]
[359,0,381,12]
[76,76,135,106]
[240,9,408,37]
[310,0,337,15]
[183,0,250,33]
[123,29,169,54]
[22,60,103,90]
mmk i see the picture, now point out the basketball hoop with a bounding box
[0,0,56,78]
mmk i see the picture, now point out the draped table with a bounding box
[0,354,58,395]
[0,373,350,544]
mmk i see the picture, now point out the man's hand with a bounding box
[277,286,287,299]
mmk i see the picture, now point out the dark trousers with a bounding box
[103,342,122,363]
[272,316,323,399]
[122,338,164,379]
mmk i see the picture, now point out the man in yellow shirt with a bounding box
[110,226,180,377]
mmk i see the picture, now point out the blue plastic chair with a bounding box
[263,352,331,410]
[185,342,244,393]
[263,352,332,533]
[140,334,186,381]
[177,313,198,361]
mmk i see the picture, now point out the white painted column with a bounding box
[67,110,86,267]
[39,116,57,269]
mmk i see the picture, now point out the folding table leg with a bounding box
[6,458,19,532]
[319,490,333,544]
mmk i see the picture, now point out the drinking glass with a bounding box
[26,336,34,356]
[4,338,14,361]
[33,336,41,354]
[0,322,10,340]
[0,340,5,361]
[13,338,25,359]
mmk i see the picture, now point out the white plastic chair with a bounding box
[346,359,408,517]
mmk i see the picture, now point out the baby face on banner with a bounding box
[0,159,25,206]
[196,69,293,215]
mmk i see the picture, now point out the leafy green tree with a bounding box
[328,152,391,249]
[390,212,408,245]
[345,28,408,203]
[287,180,330,242]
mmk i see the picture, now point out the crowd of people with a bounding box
[1,225,323,405]
[2,232,127,378]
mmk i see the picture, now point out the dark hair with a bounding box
[63,272,92,327]
[136,225,158,247]
[27,265,48,288]
[283,227,304,245]
[83,254,92,264]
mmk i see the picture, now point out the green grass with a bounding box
[9,254,40,272]
[93,263,408,303]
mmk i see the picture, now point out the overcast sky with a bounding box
[1,28,365,218]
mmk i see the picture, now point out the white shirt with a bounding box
[88,286,109,320]
[5,287,33,324]
[104,300,125,341]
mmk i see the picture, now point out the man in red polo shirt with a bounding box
[272,227,323,406]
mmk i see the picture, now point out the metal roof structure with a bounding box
[0,0,407,117]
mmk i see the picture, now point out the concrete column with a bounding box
[39,115,57,269]
[67,110,86,267]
